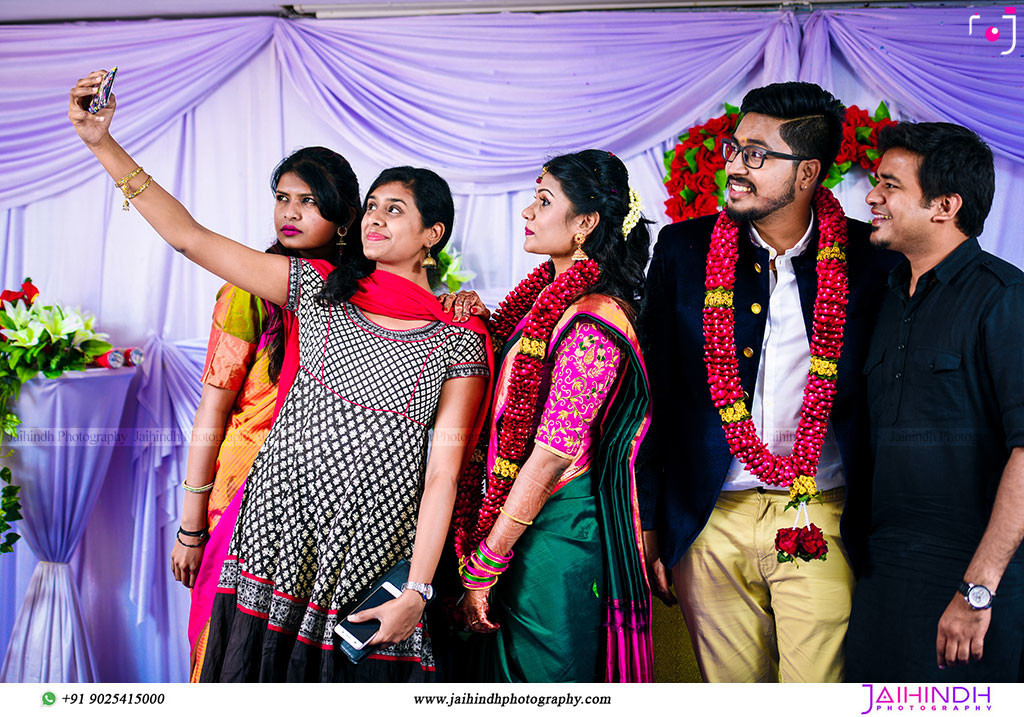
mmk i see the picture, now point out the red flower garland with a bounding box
[452,260,602,566]
[703,186,849,563]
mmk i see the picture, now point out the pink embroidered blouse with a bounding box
[534,320,623,461]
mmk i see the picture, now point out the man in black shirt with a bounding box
[847,122,1024,681]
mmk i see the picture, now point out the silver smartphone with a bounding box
[334,579,404,651]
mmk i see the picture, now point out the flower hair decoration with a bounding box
[621,188,642,239]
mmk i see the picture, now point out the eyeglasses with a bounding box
[721,138,813,170]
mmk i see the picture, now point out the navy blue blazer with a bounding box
[637,213,897,572]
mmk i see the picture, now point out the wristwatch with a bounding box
[958,581,995,610]
[401,581,434,602]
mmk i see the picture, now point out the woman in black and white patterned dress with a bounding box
[68,81,489,682]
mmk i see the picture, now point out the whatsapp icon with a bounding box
[42,691,56,706]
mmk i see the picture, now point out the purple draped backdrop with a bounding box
[0,370,135,682]
[1,5,1022,682]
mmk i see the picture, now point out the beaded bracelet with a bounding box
[183,480,214,494]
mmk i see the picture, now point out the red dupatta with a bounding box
[275,260,494,429]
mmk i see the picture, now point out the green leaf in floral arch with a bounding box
[663,149,675,173]
[869,175,879,187]
[7,346,24,369]
[873,101,890,122]
[714,169,727,191]
[865,148,881,161]
[681,186,697,204]
[15,366,37,384]
[684,146,699,174]
[837,161,852,173]
[703,137,715,152]
[0,312,13,331]
[822,163,845,189]
[724,102,740,115]
[79,339,112,357]
[855,126,873,143]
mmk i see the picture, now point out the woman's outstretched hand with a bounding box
[68,70,116,147]
[439,290,490,323]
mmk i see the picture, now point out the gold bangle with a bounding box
[499,505,534,526]
[183,480,214,494]
[122,175,153,211]
[115,167,143,188]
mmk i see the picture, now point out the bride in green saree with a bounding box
[444,150,654,682]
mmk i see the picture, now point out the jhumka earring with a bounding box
[421,248,438,268]
[336,226,347,247]
[571,232,589,262]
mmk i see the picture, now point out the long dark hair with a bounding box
[262,146,363,383]
[316,166,454,306]
[544,149,652,312]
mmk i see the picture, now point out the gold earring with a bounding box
[421,248,437,268]
[336,225,347,247]
[571,232,589,262]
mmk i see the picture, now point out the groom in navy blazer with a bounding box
[637,82,896,682]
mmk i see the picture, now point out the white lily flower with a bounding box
[2,300,35,330]
[37,305,85,340]
[2,320,46,348]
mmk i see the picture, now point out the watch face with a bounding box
[967,585,991,608]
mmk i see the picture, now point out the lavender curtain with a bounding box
[0,18,275,208]
[0,369,135,682]
[273,13,799,188]
[799,7,1024,164]
[127,337,206,683]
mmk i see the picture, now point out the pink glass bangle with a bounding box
[479,539,512,564]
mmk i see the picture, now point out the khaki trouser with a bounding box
[673,487,853,683]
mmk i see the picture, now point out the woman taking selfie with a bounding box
[69,70,490,682]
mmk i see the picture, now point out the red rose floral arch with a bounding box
[663,101,896,222]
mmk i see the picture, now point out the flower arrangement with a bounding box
[663,101,894,221]
[0,279,113,554]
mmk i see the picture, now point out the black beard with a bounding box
[868,226,891,249]
[724,184,795,223]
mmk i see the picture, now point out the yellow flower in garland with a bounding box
[704,288,733,308]
[786,475,822,511]
[809,356,838,379]
[718,399,750,424]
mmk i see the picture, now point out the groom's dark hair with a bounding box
[740,82,846,185]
